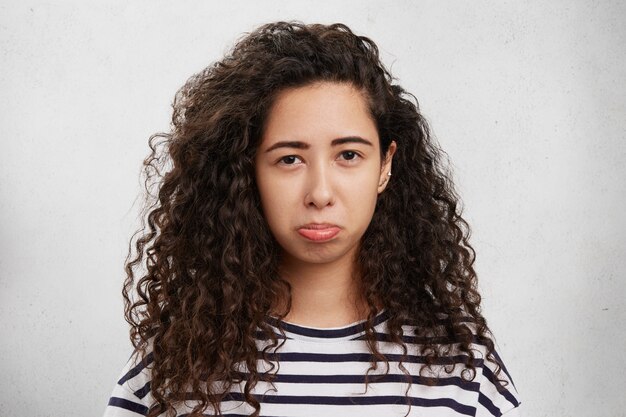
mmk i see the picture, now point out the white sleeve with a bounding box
[102,351,154,417]
[474,344,522,417]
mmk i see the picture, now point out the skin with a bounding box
[254,81,397,327]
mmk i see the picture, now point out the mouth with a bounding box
[297,223,341,242]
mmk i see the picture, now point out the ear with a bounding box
[377,140,397,194]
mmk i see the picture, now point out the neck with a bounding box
[272,250,370,328]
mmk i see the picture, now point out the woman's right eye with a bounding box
[278,155,302,165]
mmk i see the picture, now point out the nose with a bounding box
[304,162,334,209]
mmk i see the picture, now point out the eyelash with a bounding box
[277,151,362,166]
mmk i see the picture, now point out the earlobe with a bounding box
[377,141,397,193]
[377,170,392,192]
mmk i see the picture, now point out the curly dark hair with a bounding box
[122,20,503,417]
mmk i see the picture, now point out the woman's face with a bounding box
[254,81,396,268]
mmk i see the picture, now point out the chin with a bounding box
[292,242,358,264]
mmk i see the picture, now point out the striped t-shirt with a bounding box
[103,310,521,417]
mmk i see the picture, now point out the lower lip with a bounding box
[297,227,340,242]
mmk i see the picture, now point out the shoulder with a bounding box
[399,314,523,416]
[471,337,522,417]
[103,343,155,417]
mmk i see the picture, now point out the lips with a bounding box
[297,223,341,242]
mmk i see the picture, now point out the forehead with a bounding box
[259,81,379,148]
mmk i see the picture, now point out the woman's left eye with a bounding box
[339,151,361,162]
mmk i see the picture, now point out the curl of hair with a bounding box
[122,21,504,417]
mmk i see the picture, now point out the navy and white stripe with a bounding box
[103,310,521,417]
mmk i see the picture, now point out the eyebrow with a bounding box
[264,136,374,153]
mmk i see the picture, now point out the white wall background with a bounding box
[1,1,624,416]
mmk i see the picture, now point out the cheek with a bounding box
[257,177,293,226]
[337,172,380,219]
[342,167,381,198]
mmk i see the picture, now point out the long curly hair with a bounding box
[122,21,502,417]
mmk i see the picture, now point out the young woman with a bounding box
[103,21,521,417]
